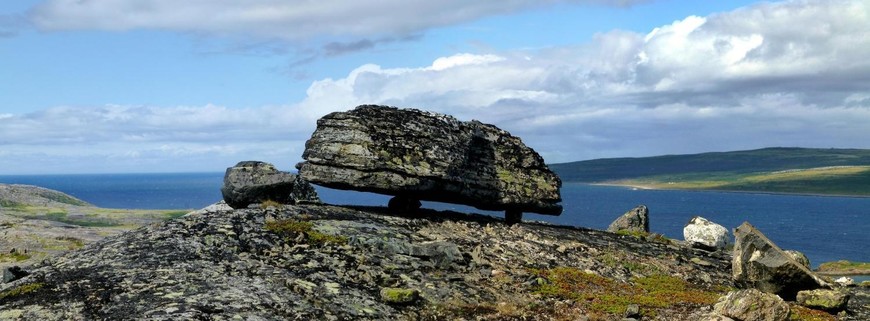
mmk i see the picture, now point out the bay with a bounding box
[1,173,867,268]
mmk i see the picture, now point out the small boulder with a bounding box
[784,250,811,269]
[732,222,829,300]
[2,266,29,283]
[607,205,649,233]
[834,276,855,287]
[221,161,320,209]
[713,289,790,321]
[683,216,730,250]
[796,289,850,312]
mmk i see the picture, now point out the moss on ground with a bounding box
[0,283,44,302]
[788,304,836,321]
[264,218,347,246]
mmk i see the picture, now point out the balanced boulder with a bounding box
[683,216,730,250]
[297,105,562,222]
[221,161,320,209]
[607,205,649,233]
[732,222,829,300]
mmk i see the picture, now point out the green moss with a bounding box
[380,288,419,304]
[162,211,189,220]
[788,304,836,321]
[264,219,347,246]
[0,199,26,209]
[532,267,724,318]
[0,251,32,262]
[0,283,44,301]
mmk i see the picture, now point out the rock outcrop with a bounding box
[221,161,320,209]
[297,105,562,223]
[796,289,850,312]
[732,222,830,300]
[683,216,730,251]
[713,289,790,321]
[784,250,811,269]
[606,205,649,233]
[0,203,738,320]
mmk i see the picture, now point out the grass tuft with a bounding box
[264,219,347,246]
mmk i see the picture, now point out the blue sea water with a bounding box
[1,173,867,268]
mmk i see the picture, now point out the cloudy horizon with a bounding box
[2,0,869,175]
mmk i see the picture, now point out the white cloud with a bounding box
[4,0,870,174]
[29,0,647,40]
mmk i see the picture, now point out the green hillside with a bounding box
[549,147,870,196]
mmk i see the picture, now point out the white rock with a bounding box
[683,216,730,250]
[834,276,855,287]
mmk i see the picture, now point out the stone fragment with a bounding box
[607,205,649,233]
[784,250,811,269]
[297,105,562,220]
[713,289,790,321]
[2,266,29,283]
[732,222,830,300]
[796,289,850,311]
[834,276,855,287]
[683,216,730,250]
[379,287,420,305]
[221,161,320,209]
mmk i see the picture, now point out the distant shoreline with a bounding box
[586,182,870,199]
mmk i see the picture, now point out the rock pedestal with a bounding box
[732,222,829,300]
[221,161,320,209]
[297,105,562,221]
[607,205,649,233]
[683,216,730,250]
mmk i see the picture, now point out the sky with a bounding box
[1,0,869,175]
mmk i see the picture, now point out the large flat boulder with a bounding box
[221,161,320,209]
[732,222,830,300]
[297,105,562,220]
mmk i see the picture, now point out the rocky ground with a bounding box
[0,183,192,272]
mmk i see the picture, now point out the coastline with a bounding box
[587,182,870,199]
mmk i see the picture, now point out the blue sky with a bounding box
[1,0,868,174]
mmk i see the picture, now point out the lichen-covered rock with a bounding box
[732,222,830,300]
[379,288,420,305]
[297,105,562,218]
[713,289,790,321]
[683,216,730,250]
[796,289,850,311]
[784,250,811,269]
[607,205,649,233]
[221,161,320,209]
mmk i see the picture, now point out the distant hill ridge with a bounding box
[549,147,870,183]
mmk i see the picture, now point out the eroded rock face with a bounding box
[221,161,320,209]
[683,216,730,250]
[713,289,790,321]
[732,222,829,300]
[607,205,649,233]
[297,105,562,216]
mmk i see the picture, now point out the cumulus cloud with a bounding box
[4,0,869,174]
[29,0,647,40]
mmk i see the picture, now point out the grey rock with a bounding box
[221,161,320,209]
[297,105,562,218]
[607,205,649,233]
[784,250,811,269]
[732,222,830,300]
[796,289,850,311]
[713,289,790,321]
[683,216,730,250]
[624,303,641,318]
[2,266,28,283]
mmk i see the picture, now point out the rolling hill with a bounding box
[548,147,870,196]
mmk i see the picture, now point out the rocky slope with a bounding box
[1,202,742,320]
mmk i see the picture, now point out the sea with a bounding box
[1,172,868,274]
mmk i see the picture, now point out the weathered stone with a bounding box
[713,289,790,321]
[387,196,421,213]
[297,105,562,218]
[732,222,830,300]
[796,289,850,311]
[607,205,649,233]
[221,161,320,209]
[2,266,28,283]
[784,250,811,269]
[683,216,730,250]
[834,276,855,287]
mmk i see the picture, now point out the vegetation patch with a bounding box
[162,211,189,220]
[816,260,870,275]
[260,200,284,209]
[0,251,32,262]
[0,199,26,209]
[0,283,44,302]
[788,304,836,321]
[264,219,347,246]
[532,267,723,318]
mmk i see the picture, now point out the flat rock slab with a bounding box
[297,105,562,215]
